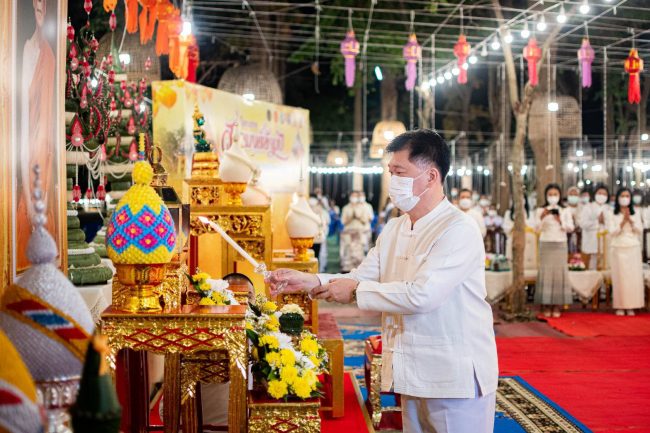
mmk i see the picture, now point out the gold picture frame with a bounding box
[1,0,68,291]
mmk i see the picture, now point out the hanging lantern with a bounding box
[326,149,348,166]
[70,116,85,147]
[624,48,643,105]
[453,34,471,84]
[577,38,595,88]
[72,185,82,203]
[84,0,93,15]
[67,19,75,41]
[89,36,99,52]
[110,97,117,111]
[403,33,421,91]
[523,37,542,87]
[107,69,115,84]
[69,44,78,59]
[371,120,406,159]
[109,11,117,31]
[125,0,139,33]
[340,30,360,88]
[124,90,133,108]
[128,139,139,161]
[99,144,107,162]
[138,0,158,44]
[144,56,152,71]
[85,187,93,200]
[156,2,178,56]
[70,56,79,71]
[127,116,136,135]
[96,184,106,201]
[103,0,117,12]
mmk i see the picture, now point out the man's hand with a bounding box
[266,268,320,295]
[312,278,359,304]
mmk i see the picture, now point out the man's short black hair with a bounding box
[459,188,472,195]
[386,129,450,181]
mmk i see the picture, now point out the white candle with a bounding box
[198,216,260,268]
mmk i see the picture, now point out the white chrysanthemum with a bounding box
[280,304,305,317]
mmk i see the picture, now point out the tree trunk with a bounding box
[381,73,398,121]
[353,84,363,190]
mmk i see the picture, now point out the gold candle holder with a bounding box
[191,152,220,179]
[114,263,167,313]
[290,237,314,262]
[223,182,248,206]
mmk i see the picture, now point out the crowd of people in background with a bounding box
[311,182,648,318]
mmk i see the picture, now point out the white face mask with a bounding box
[309,198,318,207]
[619,197,631,207]
[459,198,473,210]
[350,197,359,204]
[581,196,590,204]
[633,195,643,205]
[547,196,560,206]
[479,198,491,207]
[450,188,459,198]
[388,171,429,212]
[567,196,579,205]
[488,210,497,217]
[472,193,480,202]
[595,194,608,205]
[360,196,366,202]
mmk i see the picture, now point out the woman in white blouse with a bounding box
[579,185,612,269]
[608,188,645,316]
[534,184,575,318]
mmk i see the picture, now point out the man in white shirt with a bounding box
[269,129,498,433]
[457,188,487,238]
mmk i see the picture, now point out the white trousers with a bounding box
[401,384,495,433]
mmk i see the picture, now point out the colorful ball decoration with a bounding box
[523,37,542,87]
[577,38,595,88]
[403,33,421,91]
[340,30,360,88]
[624,48,643,105]
[106,136,176,264]
[453,34,471,85]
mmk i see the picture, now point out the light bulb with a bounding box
[557,4,567,23]
[421,81,431,91]
[444,71,452,80]
[90,78,98,88]
[118,53,131,65]
[374,65,383,81]
[503,29,513,44]
[521,21,530,39]
[181,20,192,37]
[469,55,478,64]
[429,78,437,87]
[642,133,649,141]
[547,101,559,112]
[491,36,501,50]
[462,62,469,70]
[480,44,488,57]
[579,0,590,14]
[243,93,255,102]
[436,75,444,84]
[536,15,547,32]
[576,149,584,157]
[452,67,460,76]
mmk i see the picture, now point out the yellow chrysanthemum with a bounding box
[309,355,321,368]
[267,380,288,399]
[303,369,319,388]
[199,282,211,291]
[279,365,298,385]
[265,352,281,367]
[212,292,228,305]
[262,301,277,314]
[192,272,211,282]
[252,347,259,361]
[292,376,312,399]
[300,338,319,355]
[280,348,295,367]
[265,315,280,331]
[259,335,280,350]
[199,297,216,305]
[245,322,254,331]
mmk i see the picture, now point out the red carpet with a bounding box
[148,373,370,432]
[537,312,650,337]
[498,336,650,433]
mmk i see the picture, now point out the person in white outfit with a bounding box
[565,186,582,255]
[340,191,374,272]
[608,188,645,316]
[269,129,498,433]
[534,184,575,318]
[458,188,487,238]
[579,185,612,270]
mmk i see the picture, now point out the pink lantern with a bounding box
[99,144,107,162]
[127,116,136,135]
[109,11,117,31]
[69,44,78,59]
[123,90,133,108]
[144,56,152,71]
[85,187,93,200]
[128,139,139,161]
[340,30,360,88]
[84,0,92,15]
[72,185,82,203]
[110,97,117,111]
[89,36,99,52]
[67,20,75,41]
[403,33,421,91]
[96,184,106,201]
[577,38,595,88]
[70,116,84,147]
[108,69,115,84]
[70,57,79,71]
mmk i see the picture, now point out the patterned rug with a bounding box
[339,324,592,433]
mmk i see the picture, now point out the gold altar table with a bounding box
[248,390,321,433]
[100,305,248,433]
[316,312,344,418]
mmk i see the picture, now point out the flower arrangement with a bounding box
[246,295,328,400]
[568,253,586,271]
[187,270,235,305]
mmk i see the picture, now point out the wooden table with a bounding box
[100,305,248,433]
[317,312,344,417]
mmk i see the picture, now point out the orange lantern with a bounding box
[523,38,542,87]
[156,1,178,55]
[167,16,183,77]
[624,48,643,104]
[103,0,117,12]
[139,0,158,44]
[187,41,199,83]
[125,0,139,33]
[453,34,471,84]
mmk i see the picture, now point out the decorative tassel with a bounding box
[125,0,138,33]
[72,185,82,202]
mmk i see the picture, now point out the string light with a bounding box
[374,65,383,81]
[444,71,452,80]
[547,101,559,112]
[491,36,501,50]
[557,4,567,23]
[181,20,192,37]
[503,28,513,44]
[642,133,649,141]
[579,0,590,15]
[451,66,460,76]
[429,78,437,87]
[576,149,584,157]
[480,44,488,56]
[462,62,469,70]
[436,75,445,84]
[521,21,530,39]
[536,14,547,32]
[468,54,478,64]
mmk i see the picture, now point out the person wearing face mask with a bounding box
[472,191,481,205]
[608,188,645,316]
[534,184,575,318]
[268,129,498,433]
[359,193,376,248]
[477,195,492,217]
[484,207,505,254]
[565,187,582,255]
[632,190,650,231]
[457,189,487,238]
[579,185,612,269]
[309,194,331,272]
[340,191,374,272]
